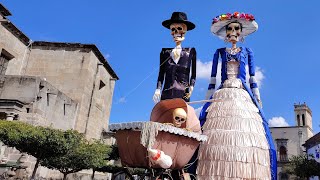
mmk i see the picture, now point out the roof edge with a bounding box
[0,4,12,16]
[1,21,30,46]
[32,41,119,80]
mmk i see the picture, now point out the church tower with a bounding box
[294,102,312,129]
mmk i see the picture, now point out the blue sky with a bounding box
[3,1,320,133]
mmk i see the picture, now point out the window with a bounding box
[302,114,305,126]
[0,49,14,75]
[279,146,288,162]
[297,115,300,126]
[280,173,288,180]
[99,80,106,90]
[63,104,66,116]
[0,54,9,75]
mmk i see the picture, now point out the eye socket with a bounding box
[227,27,233,31]
[171,28,176,32]
[175,116,180,120]
[177,27,183,31]
[180,118,185,122]
[234,26,240,30]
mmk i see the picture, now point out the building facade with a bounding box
[270,103,314,180]
[0,3,118,179]
[304,132,320,180]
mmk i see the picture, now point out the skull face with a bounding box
[226,22,242,43]
[172,108,187,127]
[170,23,187,43]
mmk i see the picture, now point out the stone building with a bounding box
[270,103,314,180]
[0,3,118,179]
[304,132,320,180]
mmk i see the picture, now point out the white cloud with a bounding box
[118,97,127,103]
[196,59,265,88]
[268,117,289,127]
[245,66,265,87]
[196,60,212,79]
[194,106,203,118]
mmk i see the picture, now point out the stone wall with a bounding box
[0,17,28,76]
[0,75,78,129]
[84,52,115,139]
[25,46,116,139]
[0,4,118,178]
[270,126,312,160]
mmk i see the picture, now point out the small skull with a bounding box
[172,108,187,127]
[170,23,187,43]
[226,22,242,43]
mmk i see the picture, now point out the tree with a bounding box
[0,120,83,179]
[106,144,120,161]
[42,140,111,180]
[284,154,320,179]
[86,141,112,179]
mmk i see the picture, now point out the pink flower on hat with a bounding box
[211,12,256,24]
[240,13,246,19]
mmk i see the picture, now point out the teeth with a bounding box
[174,34,182,38]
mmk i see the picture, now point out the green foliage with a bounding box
[106,144,120,161]
[0,121,83,159]
[284,154,320,179]
[0,120,83,178]
[42,139,112,175]
[0,120,120,178]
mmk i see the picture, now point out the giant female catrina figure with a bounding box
[197,12,277,180]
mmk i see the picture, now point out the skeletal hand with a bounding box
[183,86,194,99]
[153,89,161,103]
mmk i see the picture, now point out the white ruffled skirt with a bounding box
[197,79,271,180]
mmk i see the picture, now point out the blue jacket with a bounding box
[208,47,257,90]
[199,47,278,180]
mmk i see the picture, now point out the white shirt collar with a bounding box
[174,45,182,50]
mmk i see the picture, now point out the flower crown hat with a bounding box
[211,12,258,40]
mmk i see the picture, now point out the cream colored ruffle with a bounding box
[197,160,270,179]
[197,85,271,179]
[208,99,259,112]
[108,121,208,142]
[203,130,269,149]
[213,88,252,101]
[223,78,243,89]
[198,145,270,165]
[206,108,262,119]
[197,176,270,180]
[203,117,264,134]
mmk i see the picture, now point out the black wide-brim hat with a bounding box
[162,12,195,31]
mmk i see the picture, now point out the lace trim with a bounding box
[214,88,252,101]
[109,121,208,142]
[203,117,264,134]
[198,146,270,165]
[197,159,271,180]
[208,100,259,112]
[206,109,262,119]
[202,130,269,149]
